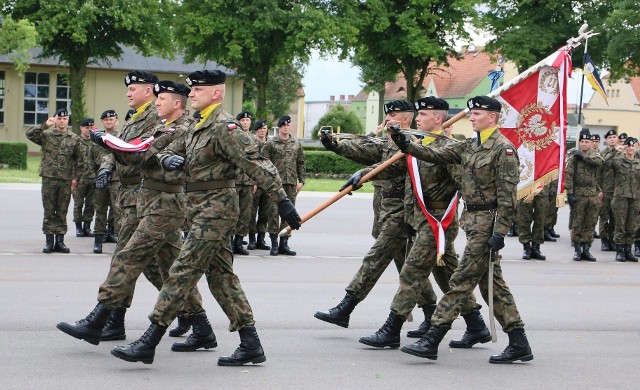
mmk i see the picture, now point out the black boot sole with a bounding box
[400,345,438,360]
[489,353,534,364]
[110,349,154,364]
[217,354,266,366]
[358,337,400,349]
[56,323,101,345]
[314,312,349,328]
[168,329,191,337]
[256,244,270,250]
[171,340,218,352]
[100,333,126,341]
[406,331,427,338]
[449,334,492,348]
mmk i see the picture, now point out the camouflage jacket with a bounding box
[261,135,306,185]
[236,131,260,186]
[26,124,80,180]
[90,130,120,183]
[599,147,621,193]
[565,149,603,197]
[404,129,519,235]
[75,137,97,180]
[607,155,640,200]
[157,105,286,240]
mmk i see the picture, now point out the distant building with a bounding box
[581,76,640,139]
[303,94,354,138]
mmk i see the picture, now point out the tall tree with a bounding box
[0,15,37,75]
[266,62,304,120]
[335,0,477,103]
[174,0,336,119]
[605,0,640,79]
[354,54,397,125]
[2,0,175,130]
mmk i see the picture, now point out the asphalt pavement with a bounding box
[0,183,638,389]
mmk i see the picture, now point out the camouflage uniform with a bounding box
[91,132,120,237]
[151,105,287,331]
[234,142,257,237]
[249,139,270,237]
[26,123,80,234]
[96,115,203,314]
[371,181,383,238]
[598,147,621,243]
[607,155,640,245]
[404,129,525,333]
[73,136,97,227]
[516,186,549,245]
[565,149,602,245]
[544,179,559,234]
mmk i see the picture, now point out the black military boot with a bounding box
[634,242,640,258]
[233,235,249,255]
[573,243,582,261]
[269,234,279,256]
[111,323,167,364]
[594,231,600,239]
[400,325,448,360]
[43,234,54,253]
[530,242,546,260]
[625,244,638,262]
[548,227,560,238]
[54,234,70,253]
[75,221,84,237]
[218,326,266,366]
[247,234,257,250]
[314,292,361,328]
[581,243,596,262]
[168,314,193,337]
[278,237,296,256]
[256,232,270,250]
[489,327,534,364]
[56,302,112,345]
[171,312,218,351]
[522,242,532,260]
[82,221,94,237]
[105,224,118,243]
[101,307,126,341]
[601,237,612,251]
[544,229,557,242]
[93,234,103,254]
[615,245,626,262]
[359,312,405,348]
[507,223,516,237]
[406,304,437,338]
[449,310,491,348]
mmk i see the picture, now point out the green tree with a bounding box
[0,15,37,75]
[3,0,175,130]
[335,0,477,103]
[354,55,397,125]
[266,62,304,120]
[174,0,336,120]
[605,0,640,79]
[311,104,363,139]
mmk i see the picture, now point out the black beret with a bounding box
[79,118,94,127]
[604,129,617,138]
[415,96,449,111]
[124,71,158,86]
[467,96,502,112]
[153,80,191,97]
[383,100,414,114]
[55,108,70,117]
[618,133,628,140]
[236,111,253,120]
[186,70,226,86]
[591,134,600,140]
[578,130,592,141]
[624,137,637,146]
[100,109,118,120]
[254,120,268,130]
[124,109,136,121]
[277,115,291,127]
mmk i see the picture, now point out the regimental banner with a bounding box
[496,46,572,203]
[102,132,155,152]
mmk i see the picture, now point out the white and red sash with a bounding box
[407,155,459,265]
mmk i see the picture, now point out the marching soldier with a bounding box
[565,130,602,261]
[390,96,533,364]
[247,119,272,251]
[598,130,620,251]
[73,118,97,238]
[26,108,80,253]
[232,110,255,255]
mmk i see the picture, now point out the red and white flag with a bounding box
[496,46,572,204]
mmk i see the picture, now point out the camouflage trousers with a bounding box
[93,181,119,235]
[612,196,638,245]
[41,177,72,234]
[267,184,297,237]
[390,214,481,317]
[570,195,599,244]
[234,184,254,236]
[73,178,95,223]
[431,210,525,333]
[150,231,255,331]
[249,187,270,235]
[371,185,383,239]
[545,180,559,230]
[516,191,548,245]
[97,212,203,313]
[598,192,615,240]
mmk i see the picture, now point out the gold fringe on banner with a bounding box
[436,253,444,267]
[516,169,559,201]
[556,193,566,208]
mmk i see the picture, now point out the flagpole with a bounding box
[577,37,590,127]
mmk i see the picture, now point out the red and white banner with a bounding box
[102,132,155,152]
[496,46,572,203]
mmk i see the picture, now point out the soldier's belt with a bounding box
[425,201,451,209]
[184,180,236,192]
[463,201,498,212]
[141,178,184,193]
[382,190,405,199]
[120,175,142,186]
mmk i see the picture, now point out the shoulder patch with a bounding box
[505,148,514,155]
[240,134,251,145]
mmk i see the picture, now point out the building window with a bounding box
[56,74,71,113]
[0,71,5,124]
[23,72,50,125]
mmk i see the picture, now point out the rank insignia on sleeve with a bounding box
[506,148,514,155]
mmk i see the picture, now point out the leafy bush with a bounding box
[311,104,363,139]
[304,150,365,174]
[0,142,28,169]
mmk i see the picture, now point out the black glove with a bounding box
[567,194,576,207]
[278,198,302,230]
[388,125,410,152]
[89,130,108,149]
[487,232,505,252]
[339,170,363,193]
[162,155,185,171]
[95,168,112,189]
[573,150,583,160]
[319,129,337,151]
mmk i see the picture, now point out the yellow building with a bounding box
[582,76,640,138]
[0,47,244,153]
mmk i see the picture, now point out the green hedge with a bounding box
[304,150,365,174]
[0,142,28,169]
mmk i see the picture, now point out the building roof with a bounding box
[630,77,640,103]
[0,46,235,75]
